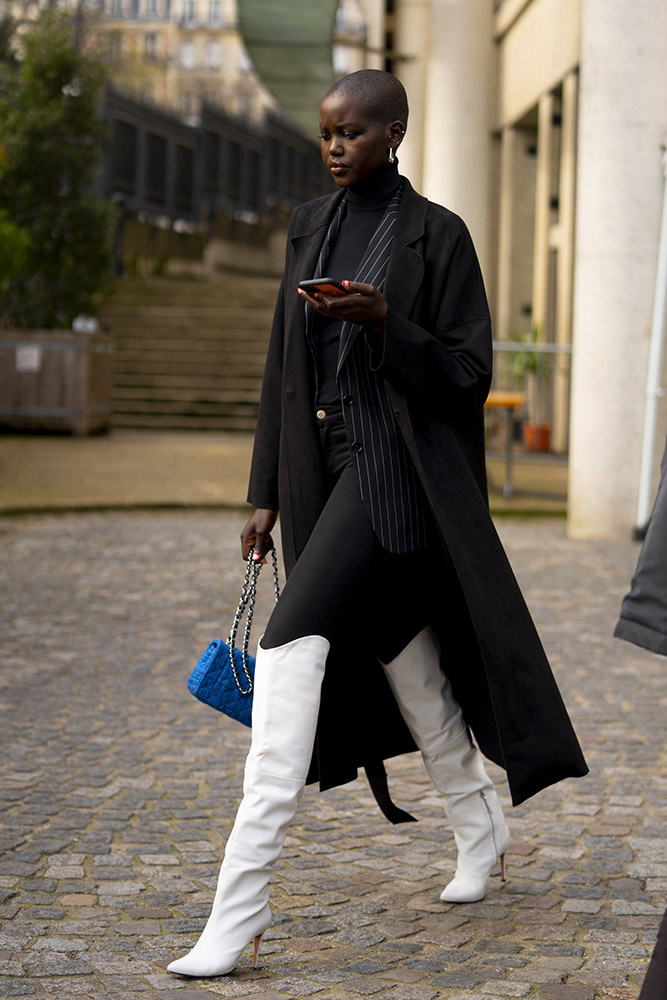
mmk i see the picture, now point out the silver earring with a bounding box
[388,146,395,164]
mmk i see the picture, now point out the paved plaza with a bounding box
[1,509,665,999]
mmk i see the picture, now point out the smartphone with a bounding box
[298,277,350,298]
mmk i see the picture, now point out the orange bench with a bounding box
[484,391,524,498]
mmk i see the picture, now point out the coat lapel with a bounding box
[283,180,428,368]
[384,179,428,320]
[285,191,345,355]
[336,186,405,376]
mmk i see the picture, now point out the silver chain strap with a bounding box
[227,548,280,695]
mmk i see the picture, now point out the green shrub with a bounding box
[0,10,114,328]
[0,209,30,289]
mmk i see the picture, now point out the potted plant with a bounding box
[0,9,115,433]
[506,326,554,453]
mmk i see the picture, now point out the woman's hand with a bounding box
[297,280,387,337]
[241,508,278,562]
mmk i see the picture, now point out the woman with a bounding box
[168,69,587,980]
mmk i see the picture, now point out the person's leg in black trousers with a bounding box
[169,450,428,978]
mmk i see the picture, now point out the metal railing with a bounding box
[489,341,573,457]
[97,87,333,227]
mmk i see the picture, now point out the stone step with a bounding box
[114,349,264,378]
[111,412,258,431]
[101,275,275,431]
[105,306,275,321]
[113,397,259,415]
[113,379,259,403]
[115,364,262,386]
[106,276,279,295]
[106,297,277,313]
[111,332,269,352]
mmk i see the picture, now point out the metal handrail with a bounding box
[492,341,572,354]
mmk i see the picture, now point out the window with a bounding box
[209,0,220,21]
[175,144,194,211]
[180,40,195,68]
[111,0,123,16]
[203,130,220,190]
[238,46,252,72]
[129,0,139,17]
[145,32,157,58]
[146,0,158,15]
[112,119,137,193]
[206,41,221,69]
[109,32,123,59]
[183,0,195,22]
[227,140,241,199]
[246,149,260,210]
[145,133,168,203]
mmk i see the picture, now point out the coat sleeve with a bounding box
[246,277,286,511]
[372,218,492,415]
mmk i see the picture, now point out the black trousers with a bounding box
[263,411,450,663]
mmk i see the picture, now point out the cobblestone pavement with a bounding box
[1,511,665,1000]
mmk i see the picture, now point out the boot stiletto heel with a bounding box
[252,934,262,969]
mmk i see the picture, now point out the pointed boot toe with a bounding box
[166,908,270,978]
[167,951,236,978]
[440,871,490,903]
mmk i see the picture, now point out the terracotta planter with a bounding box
[0,330,113,434]
[523,422,551,453]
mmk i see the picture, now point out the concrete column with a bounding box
[568,0,667,538]
[392,0,430,189]
[531,91,553,338]
[495,124,515,342]
[552,69,578,455]
[420,0,493,275]
[360,0,385,71]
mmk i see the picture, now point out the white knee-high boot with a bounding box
[167,633,330,978]
[381,627,510,904]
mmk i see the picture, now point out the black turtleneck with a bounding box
[313,162,402,409]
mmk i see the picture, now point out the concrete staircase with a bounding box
[101,276,280,431]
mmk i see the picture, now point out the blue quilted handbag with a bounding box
[187,549,280,726]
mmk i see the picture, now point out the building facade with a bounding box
[0,0,277,121]
[99,0,275,123]
[357,0,667,539]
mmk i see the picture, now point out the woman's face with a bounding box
[318,91,401,188]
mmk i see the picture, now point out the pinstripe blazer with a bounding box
[247,177,588,810]
[302,185,429,553]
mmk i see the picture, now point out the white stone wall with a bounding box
[568,0,667,538]
[420,0,493,276]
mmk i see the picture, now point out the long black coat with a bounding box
[248,178,588,809]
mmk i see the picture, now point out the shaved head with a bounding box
[324,70,409,128]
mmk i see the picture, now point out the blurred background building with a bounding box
[233,0,667,541]
[1,0,666,539]
[349,0,666,542]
